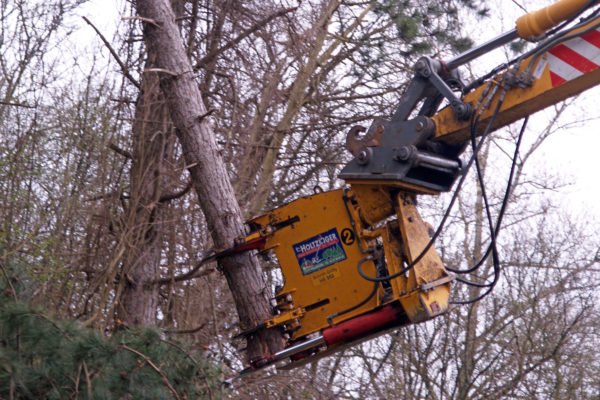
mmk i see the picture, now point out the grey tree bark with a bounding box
[119,53,171,326]
[119,0,183,331]
[134,0,284,360]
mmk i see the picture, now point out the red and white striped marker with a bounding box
[546,27,600,87]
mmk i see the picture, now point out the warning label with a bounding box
[293,228,347,275]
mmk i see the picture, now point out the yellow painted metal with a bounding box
[433,16,600,145]
[398,287,451,323]
[249,189,380,339]
[345,182,441,226]
[516,0,598,39]
[347,184,394,226]
[380,221,408,297]
[265,308,305,329]
[394,193,451,322]
[237,0,600,368]
[249,186,451,341]
[241,231,263,243]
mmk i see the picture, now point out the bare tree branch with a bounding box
[82,16,141,88]
[121,16,160,27]
[151,261,214,285]
[158,182,192,203]
[194,7,298,70]
[165,323,207,334]
[0,100,34,108]
[109,142,133,159]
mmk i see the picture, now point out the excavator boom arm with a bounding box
[434,15,600,146]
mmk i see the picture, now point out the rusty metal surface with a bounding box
[344,119,387,156]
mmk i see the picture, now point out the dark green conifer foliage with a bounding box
[371,0,490,57]
[0,261,224,399]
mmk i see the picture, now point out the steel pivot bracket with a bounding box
[414,57,471,121]
[338,115,463,193]
[339,56,468,193]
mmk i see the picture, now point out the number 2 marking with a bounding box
[341,228,356,245]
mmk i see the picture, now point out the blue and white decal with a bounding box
[293,228,347,275]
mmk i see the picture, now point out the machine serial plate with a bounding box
[293,228,347,275]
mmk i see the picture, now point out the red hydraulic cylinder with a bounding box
[322,304,405,346]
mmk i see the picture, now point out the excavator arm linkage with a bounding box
[230,0,600,373]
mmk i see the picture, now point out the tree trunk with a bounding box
[119,53,171,326]
[134,0,284,360]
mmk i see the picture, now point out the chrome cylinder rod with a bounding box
[446,29,519,70]
[273,335,325,361]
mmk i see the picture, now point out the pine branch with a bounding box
[119,345,182,400]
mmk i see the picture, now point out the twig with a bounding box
[195,7,298,69]
[121,16,160,28]
[186,0,200,57]
[120,345,182,400]
[110,97,136,104]
[0,101,34,109]
[217,140,280,150]
[180,162,198,171]
[510,0,528,13]
[82,17,140,89]
[164,323,206,335]
[0,260,17,301]
[74,363,82,397]
[82,361,92,398]
[197,109,215,123]
[109,142,133,159]
[151,263,214,285]
[144,67,184,76]
[158,182,192,203]
[86,192,129,202]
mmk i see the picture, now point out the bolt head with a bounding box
[356,147,372,165]
[393,145,415,162]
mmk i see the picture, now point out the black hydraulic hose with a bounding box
[357,83,508,284]
[327,256,379,325]
[447,115,529,277]
[465,6,600,94]
[449,112,530,305]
